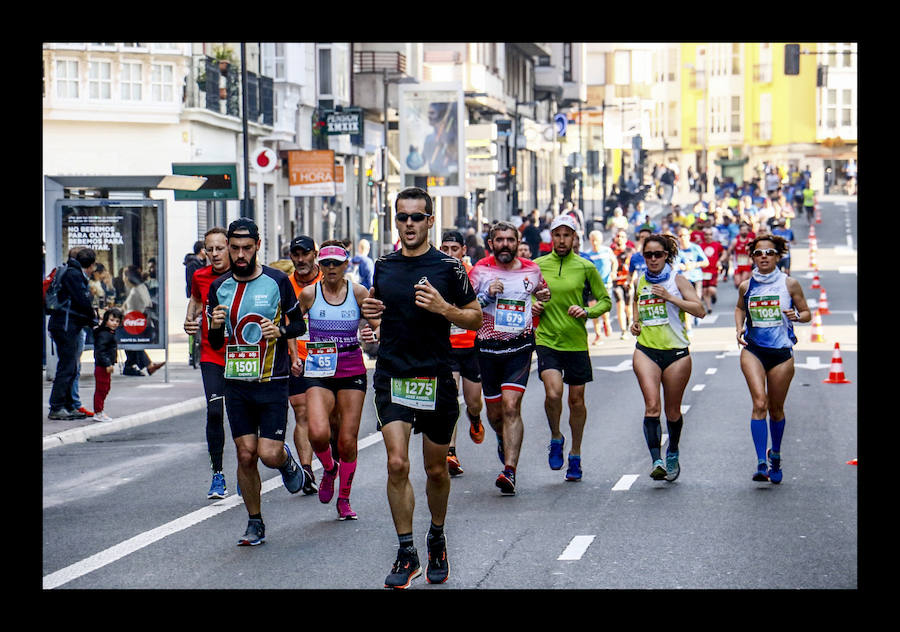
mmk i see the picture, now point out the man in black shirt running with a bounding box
[362,187,481,588]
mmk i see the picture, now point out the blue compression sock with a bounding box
[769,418,785,454]
[750,418,768,462]
[643,416,662,461]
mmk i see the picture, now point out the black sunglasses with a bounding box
[320,259,345,267]
[643,250,667,259]
[396,212,431,223]
[751,248,778,257]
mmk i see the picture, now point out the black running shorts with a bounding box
[536,345,593,385]
[372,372,459,446]
[224,378,289,442]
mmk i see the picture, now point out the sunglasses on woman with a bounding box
[643,250,667,259]
[395,212,431,223]
[320,259,345,267]
[751,248,778,257]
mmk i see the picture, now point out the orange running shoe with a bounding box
[468,414,485,444]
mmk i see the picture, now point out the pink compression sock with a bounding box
[339,460,357,499]
[316,448,335,472]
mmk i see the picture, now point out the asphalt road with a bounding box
[42,198,858,590]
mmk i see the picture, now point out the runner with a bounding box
[183,227,231,499]
[675,226,710,334]
[207,218,309,546]
[698,224,726,314]
[534,215,611,481]
[468,221,550,495]
[770,218,795,275]
[611,228,635,339]
[361,187,481,589]
[727,221,756,289]
[581,230,617,345]
[285,235,324,495]
[801,182,817,223]
[295,240,379,520]
[630,233,706,481]
[735,234,811,483]
[440,230,486,478]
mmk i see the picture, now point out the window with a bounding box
[56,59,79,98]
[274,42,285,80]
[585,51,605,85]
[563,43,572,82]
[731,43,742,75]
[667,101,678,138]
[318,47,332,96]
[759,92,772,140]
[731,95,741,133]
[613,50,630,85]
[121,62,142,100]
[151,63,174,102]
[842,89,853,126]
[88,60,112,99]
[632,50,651,84]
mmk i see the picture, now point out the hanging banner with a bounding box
[288,150,336,196]
[399,82,464,197]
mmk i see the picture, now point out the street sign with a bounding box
[251,147,277,173]
[323,107,362,135]
[171,163,239,200]
[554,112,567,137]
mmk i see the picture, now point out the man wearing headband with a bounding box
[362,187,482,588]
[285,235,323,496]
[439,230,485,478]
[207,218,310,546]
[294,240,379,521]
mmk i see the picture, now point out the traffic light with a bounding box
[497,169,509,191]
[784,44,800,75]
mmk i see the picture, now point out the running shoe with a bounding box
[665,451,681,482]
[650,459,667,480]
[548,436,565,470]
[496,433,505,466]
[752,461,770,482]
[495,468,516,495]
[565,455,582,481]
[447,454,464,477]
[336,498,358,520]
[237,518,265,546]
[77,407,94,417]
[384,546,422,589]
[318,461,339,504]
[426,534,449,584]
[468,415,485,444]
[301,464,318,495]
[279,445,305,494]
[92,411,113,422]
[208,471,227,499]
[767,450,783,484]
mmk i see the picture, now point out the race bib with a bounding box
[494,297,527,333]
[304,341,338,377]
[390,377,437,411]
[737,254,750,266]
[748,295,783,328]
[449,324,466,336]
[637,289,668,327]
[702,271,713,281]
[225,344,260,380]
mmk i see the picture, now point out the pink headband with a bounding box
[318,245,349,262]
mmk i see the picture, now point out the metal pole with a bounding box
[381,69,390,256]
[578,100,584,212]
[601,99,606,216]
[512,103,518,217]
[241,43,251,220]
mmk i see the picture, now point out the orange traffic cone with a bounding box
[810,272,821,290]
[808,224,816,239]
[815,204,822,224]
[808,247,817,269]
[817,287,831,314]
[810,309,825,343]
[823,342,851,383]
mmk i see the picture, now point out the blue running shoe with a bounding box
[208,471,227,499]
[548,436,565,470]
[665,452,680,482]
[767,450,783,484]
[496,433,505,466]
[565,455,582,481]
[752,461,769,482]
[237,518,265,546]
[280,445,305,494]
[650,459,666,480]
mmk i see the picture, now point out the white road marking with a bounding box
[705,368,717,375]
[692,384,706,391]
[44,431,385,589]
[612,475,640,491]
[558,535,596,560]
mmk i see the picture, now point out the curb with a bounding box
[42,396,207,451]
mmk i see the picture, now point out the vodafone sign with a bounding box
[251,147,278,173]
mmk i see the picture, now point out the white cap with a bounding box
[549,215,578,233]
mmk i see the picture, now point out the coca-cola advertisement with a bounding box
[57,199,165,348]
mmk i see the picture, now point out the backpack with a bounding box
[43,263,70,314]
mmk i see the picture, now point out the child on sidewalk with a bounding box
[92,308,123,422]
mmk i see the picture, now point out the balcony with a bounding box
[353,51,406,74]
[183,55,274,127]
[535,63,563,99]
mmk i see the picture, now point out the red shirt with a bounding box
[451,260,477,349]
[700,239,724,276]
[190,265,228,365]
[733,233,756,270]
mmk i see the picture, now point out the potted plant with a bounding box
[213,45,235,73]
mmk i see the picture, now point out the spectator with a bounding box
[465,232,486,264]
[521,212,542,260]
[121,265,164,377]
[91,307,123,422]
[183,240,207,298]
[351,238,375,289]
[47,248,98,420]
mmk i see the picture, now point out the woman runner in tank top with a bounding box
[630,233,706,482]
[296,240,380,520]
[734,234,810,484]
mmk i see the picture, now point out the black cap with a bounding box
[227,217,259,240]
[441,230,465,246]
[290,235,316,252]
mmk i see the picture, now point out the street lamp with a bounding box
[511,99,535,216]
